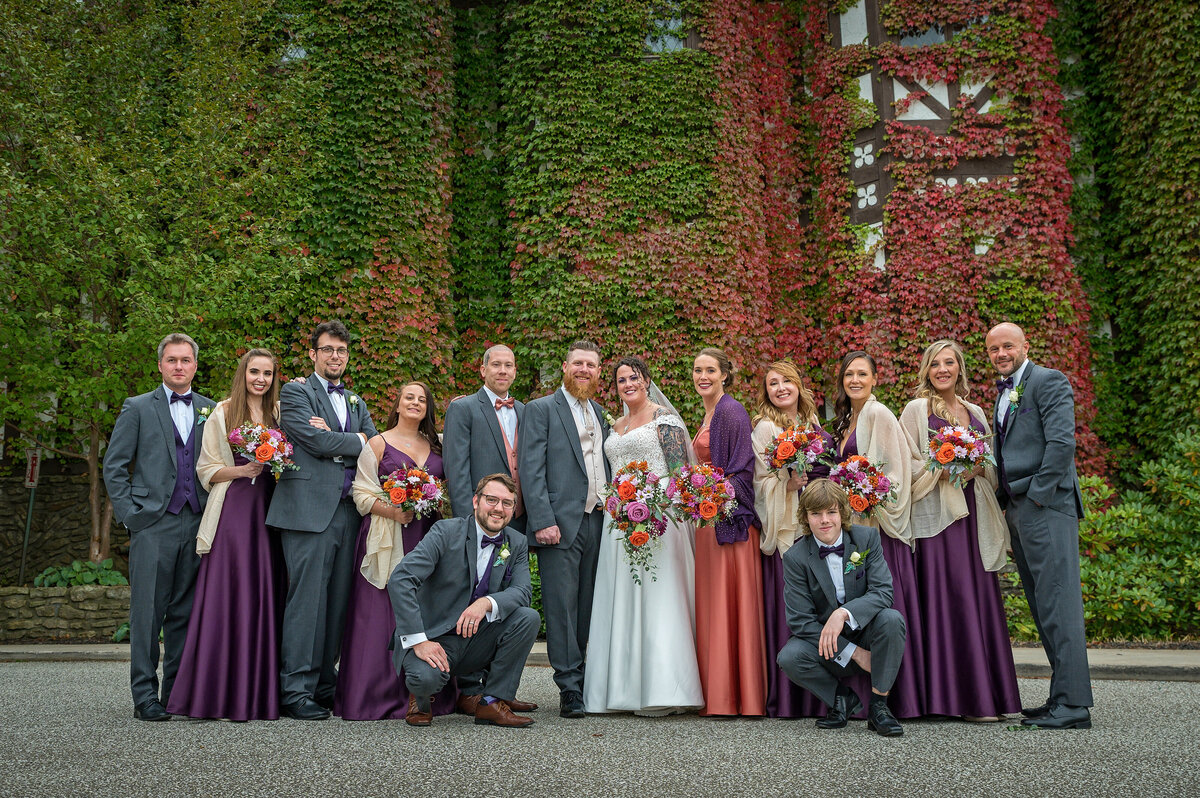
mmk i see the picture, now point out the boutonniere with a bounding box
[844,548,868,574]
[1008,384,1025,411]
[197,406,212,426]
[348,394,359,407]
[495,543,510,568]
[604,411,617,428]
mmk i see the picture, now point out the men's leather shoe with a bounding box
[134,699,171,721]
[507,697,538,713]
[559,690,585,718]
[406,695,432,727]
[1021,701,1052,718]
[281,698,331,721]
[475,700,535,728]
[314,694,335,712]
[1021,704,1091,729]
[867,698,904,737]
[815,687,862,729]
[458,694,539,715]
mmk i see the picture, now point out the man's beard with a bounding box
[564,374,600,402]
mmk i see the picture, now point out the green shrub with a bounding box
[33,559,129,588]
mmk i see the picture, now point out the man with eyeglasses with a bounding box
[388,474,540,728]
[267,320,378,720]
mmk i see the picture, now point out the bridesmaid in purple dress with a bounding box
[169,348,286,721]
[334,381,456,720]
[829,351,927,718]
[900,340,1020,721]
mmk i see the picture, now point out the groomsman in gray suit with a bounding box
[518,340,610,718]
[443,344,526,532]
[266,320,378,720]
[778,479,906,736]
[987,322,1092,729]
[104,333,216,720]
[389,474,540,728]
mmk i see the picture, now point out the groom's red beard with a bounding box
[564,374,600,402]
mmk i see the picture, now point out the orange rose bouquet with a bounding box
[763,425,830,474]
[828,455,896,517]
[227,423,297,484]
[925,425,995,488]
[665,462,737,525]
[378,467,449,519]
[601,460,672,585]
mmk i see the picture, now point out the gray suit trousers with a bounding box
[536,508,603,694]
[278,498,361,705]
[403,606,540,705]
[127,506,201,707]
[777,608,906,708]
[1006,494,1093,707]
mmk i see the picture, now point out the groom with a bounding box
[518,339,610,718]
[986,322,1092,729]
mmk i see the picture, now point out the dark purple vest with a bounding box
[166,423,201,515]
[340,406,355,499]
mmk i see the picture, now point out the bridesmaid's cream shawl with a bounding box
[352,442,403,589]
[194,401,282,555]
[851,395,913,546]
[752,419,801,556]
[899,398,1009,572]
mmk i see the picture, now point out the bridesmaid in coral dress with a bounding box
[691,347,767,717]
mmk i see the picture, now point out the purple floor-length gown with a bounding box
[168,454,283,721]
[843,430,927,718]
[917,414,1021,717]
[334,444,456,720]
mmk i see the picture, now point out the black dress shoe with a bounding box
[314,694,335,711]
[1021,704,1091,729]
[559,690,585,718]
[281,698,331,721]
[867,697,904,737]
[134,699,171,721]
[1021,701,1052,718]
[815,686,862,729]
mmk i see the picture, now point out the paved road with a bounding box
[1,662,1195,798]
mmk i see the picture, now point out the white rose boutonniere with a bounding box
[604,411,618,428]
[197,406,212,426]
[844,548,868,574]
[496,543,510,568]
[1008,384,1025,411]
[348,394,359,407]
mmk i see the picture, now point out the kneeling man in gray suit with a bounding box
[778,479,906,736]
[388,474,540,728]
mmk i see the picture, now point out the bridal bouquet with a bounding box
[378,466,449,520]
[763,425,829,474]
[227,423,297,483]
[666,463,737,524]
[926,425,995,487]
[601,461,672,584]
[828,455,895,516]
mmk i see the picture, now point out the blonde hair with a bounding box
[913,339,970,423]
[753,360,819,430]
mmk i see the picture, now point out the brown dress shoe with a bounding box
[474,700,534,728]
[507,697,538,712]
[406,695,432,727]
[456,694,483,716]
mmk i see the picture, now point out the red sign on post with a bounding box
[24,448,41,488]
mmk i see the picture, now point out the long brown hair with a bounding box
[225,348,280,430]
[696,347,734,389]
[385,381,442,456]
[753,359,820,429]
[913,340,971,423]
[831,350,875,446]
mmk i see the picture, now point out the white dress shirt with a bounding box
[312,372,348,430]
[995,358,1031,429]
[162,384,194,442]
[819,533,861,667]
[483,385,517,443]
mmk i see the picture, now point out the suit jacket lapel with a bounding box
[152,389,178,450]
[464,518,479,588]
[842,530,864,601]
[478,389,507,457]
[1005,362,1034,435]
[310,374,341,431]
[806,537,839,611]
[487,531,509,592]
[554,392,587,471]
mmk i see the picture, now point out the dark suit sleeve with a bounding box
[517,399,555,532]
[442,398,474,517]
[841,527,894,629]
[387,520,452,639]
[782,546,825,641]
[1028,369,1077,507]
[102,397,141,525]
[355,396,378,440]
[278,381,364,458]
[492,534,533,619]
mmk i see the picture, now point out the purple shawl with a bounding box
[708,393,762,545]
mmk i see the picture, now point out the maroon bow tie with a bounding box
[495,397,515,410]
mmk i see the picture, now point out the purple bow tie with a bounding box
[481,534,503,550]
[818,543,844,560]
[170,393,192,405]
[327,383,345,396]
[996,376,1014,391]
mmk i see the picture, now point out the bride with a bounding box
[583,356,704,715]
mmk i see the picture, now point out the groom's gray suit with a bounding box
[388,516,539,703]
[518,387,610,696]
[777,525,906,707]
[103,385,215,709]
[443,388,526,532]
[266,375,377,705]
[995,361,1092,708]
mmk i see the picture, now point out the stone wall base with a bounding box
[0,586,130,642]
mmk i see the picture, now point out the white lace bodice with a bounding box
[604,415,687,476]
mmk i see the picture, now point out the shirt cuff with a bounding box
[843,609,859,630]
[485,596,500,622]
[400,632,428,650]
[834,641,857,668]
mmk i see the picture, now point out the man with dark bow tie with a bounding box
[777,479,906,736]
[104,333,217,721]
[987,322,1092,729]
[389,474,540,728]
[266,320,378,720]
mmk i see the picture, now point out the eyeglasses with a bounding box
[315,346,350,357]
[479,494,516,510]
